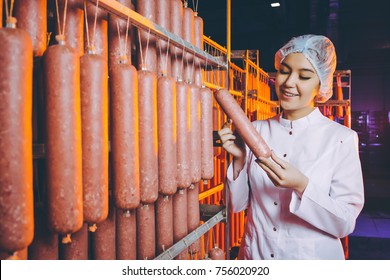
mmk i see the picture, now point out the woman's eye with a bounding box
[279,69,289,74]
[300,76,311,80]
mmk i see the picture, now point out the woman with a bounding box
[218,34,364,259]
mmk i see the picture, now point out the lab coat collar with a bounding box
[277,107,323,131]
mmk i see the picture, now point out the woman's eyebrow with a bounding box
[300,68,315,73]
[281,62,315,73]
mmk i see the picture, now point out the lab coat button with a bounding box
[273,227,277,231]
[283,154,287,157]
[274,201,278,205]
[270,253,274,258]
[289,131,292,135]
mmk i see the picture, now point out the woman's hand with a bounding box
[218,120,246,179]
[217,120,245,160]
[257,151,308,196]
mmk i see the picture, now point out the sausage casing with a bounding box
[111,63,140,209]
[157,76,177,195]
[80,53,109,222]
[44,44,83,234]
[200,87,214,179]
[0,27,34,252]
[138,70,158,203]
[14,0,47,56]
[214,88,271,158]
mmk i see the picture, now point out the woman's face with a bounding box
[275,52,321,120]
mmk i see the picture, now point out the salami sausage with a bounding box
[182,5,195,83]
[80,52,109,222]
[111,63,140,209]
[138,70,158,203]
[58,0,84,56]
[44,41,83,235]
[60,223,88,260]
[173,189,188,260]
[157,75,177,195]
[0,22,34,253]
[28,206,59,260]
[91,203,116,260]
[214,88,271,158]
[136,0,157,72]
[187,183,200,254]
[108,0,133,68]
[14,0,47,56]
[137,203,156,260]
[176,81,191,188]
[85,1,108,59]
[209,245,225,260]
[156,194,173,255]
[200,87,214,179]
[156,0,171,77]
[193,13,204,87]
[169,0,183,80]
[116,209,137,260]
[189,84,202,183]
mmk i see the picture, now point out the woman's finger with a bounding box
[219,133,236,144]
[270,151,288,169]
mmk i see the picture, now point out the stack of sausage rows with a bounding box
[0,0,215,260]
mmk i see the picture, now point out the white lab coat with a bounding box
[227,108,364,259]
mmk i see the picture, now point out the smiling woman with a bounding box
[218,34,365,260]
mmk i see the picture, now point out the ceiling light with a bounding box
[271,2,280,7]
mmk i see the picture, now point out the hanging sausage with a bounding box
[91,204,116,260]
[156,194,173,255]
[200,87,214,179]
[138,70,158,203]
[182,3,195,83]
[80,50,109,223]
[136,0,157,73]
[176,81,191,188]
[157,75,177,195]
[111,61,140,209]
[170,0,183,80]
[137,203,156,260]
[187,183,200,255]
[193,11,204,87]
[116,209,137,260]
[60,223,88,260]
[0,15,34,253]
[189,84,202,183]
[58,0,84,56]
[44,2,83,236]
[156,0,171,77]
[85,1,108,60]
[108,0,134,69]
[14,0,47,57]
[173,189,188,260]
[28,207,59,260]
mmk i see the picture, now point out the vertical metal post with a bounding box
[225,0,231,261]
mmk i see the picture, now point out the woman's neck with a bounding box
[282,107,316,121]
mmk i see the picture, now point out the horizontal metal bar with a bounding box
[88,0,227,69]
[315,99,350,107]
[199,183,224,200]
[154,209,226,260]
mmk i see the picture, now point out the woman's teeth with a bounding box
[283,92,298,97]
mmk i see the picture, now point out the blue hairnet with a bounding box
[274,34,337,102]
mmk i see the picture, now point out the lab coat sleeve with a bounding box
[226,160,250,213]
[289,131,364,238]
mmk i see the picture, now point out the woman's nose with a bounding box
[284,73,297,87]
